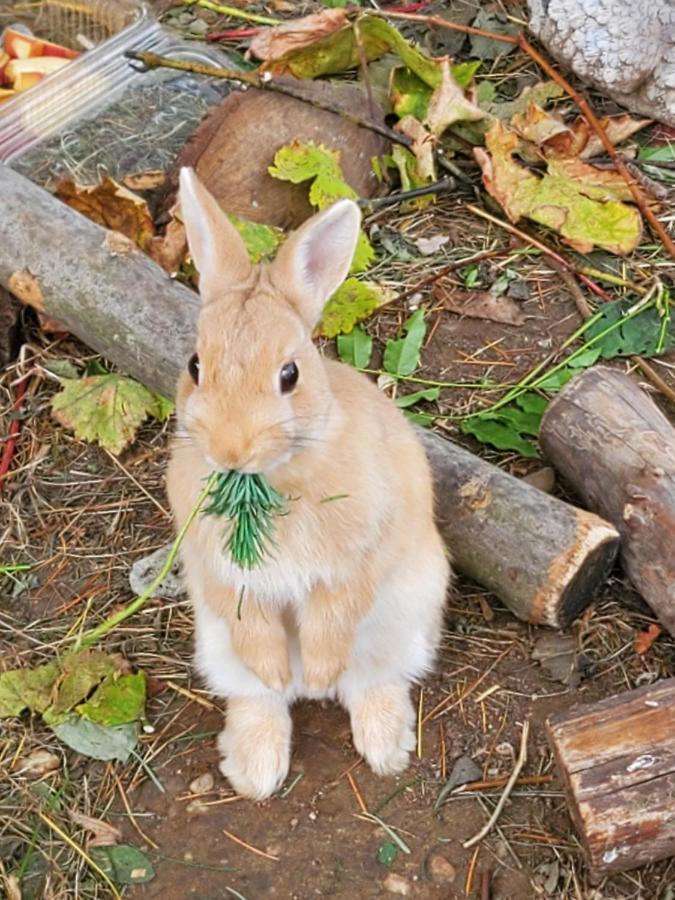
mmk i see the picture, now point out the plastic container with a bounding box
[0,0,231,164]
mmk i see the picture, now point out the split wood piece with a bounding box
[160,79,389,229]
[0,166,618,626]
[0,163,200,396]
[540,365,675,636]
[546,678,675,882]
[419,431,619,628]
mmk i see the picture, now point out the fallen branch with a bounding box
[463,720,530,848]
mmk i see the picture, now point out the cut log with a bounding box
[540,366,675,636]
[420,431,619,627]
[0,166,620,625]
[546,678,675,882]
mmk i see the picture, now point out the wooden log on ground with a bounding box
[546,678,675,882]
[0,166,620,625]
[420,431,619,627]
[540,366,675,636]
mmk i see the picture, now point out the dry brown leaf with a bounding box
[15,749,60,777]
[123,170,166,192]
[70,811,122,848]
[510,102,570,145]
[249,9,347,61]
[434,285,525,326]
[56,177,155,250]
[634,623,662,655]
[396,115,436,182]
[425,57,486,137]
[147,217,187,275]
[544,115,651,159]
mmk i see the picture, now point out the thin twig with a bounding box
[481,869,492,900]
[388,248,507,308]
[222,827,280,861]
[518,35,675,259]
[463,720,530,848]
[125,52,408,149]
[369,8,518,45]
[184,0,280,26]
[359,177,454,211]
[549,259,593,320]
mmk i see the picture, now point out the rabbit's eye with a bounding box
[279,361,299,394]
[188,353,200,384]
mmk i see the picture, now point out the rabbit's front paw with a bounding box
[218,697,292,799]
[302,653,345,692]
[350,683,416,776]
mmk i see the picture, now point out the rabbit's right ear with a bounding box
[179,167,252,300]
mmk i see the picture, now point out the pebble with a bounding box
[189,772,215,794]
[383,874,411,896]
[428,854,457,884]
[16,750,60,777]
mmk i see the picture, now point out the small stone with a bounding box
[383,874,411,896]
[428,854,457,884]
[186,799,208,815]
[189,772,214,794]
[16,750,60,777]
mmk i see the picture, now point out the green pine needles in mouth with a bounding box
[203,471,288,569]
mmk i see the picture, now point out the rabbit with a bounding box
[166,167,451,800]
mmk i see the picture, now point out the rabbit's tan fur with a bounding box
[167,168,450,799]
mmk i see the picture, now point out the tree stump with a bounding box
[546,678,675,881]
[540,366,675,636]
[419,431,619,627]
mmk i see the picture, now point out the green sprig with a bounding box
[203,471,288,569]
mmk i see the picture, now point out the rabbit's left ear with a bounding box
[271,199,361,327]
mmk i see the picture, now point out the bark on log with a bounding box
[540,366,675,636]
[420,431,619,628]
[0,166,621,625]
[0,163,199,396]
[546,678,675,881]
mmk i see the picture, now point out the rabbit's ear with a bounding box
[272,199,361,327]
[179,167,252,300]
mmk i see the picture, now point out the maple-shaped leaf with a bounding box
[510,102,570,145]
[424,58,486,137]
[474,120,642,254]
[52,374,171,455]
[56,177,154,250]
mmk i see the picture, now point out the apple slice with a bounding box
[0,87,16,103]
[0,50,10,85]
[3,28,45,60]
[41,39,80,60]
[7,55,71,91]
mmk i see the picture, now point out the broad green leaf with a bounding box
[337,326,373,368]
[383,309,426,376]
[148,393,174,421]
[51,717,138,762]
[394,386,440,408]
[90,845,155,885]
[52,374,169,455]
[585,296,674,358]
[269,141,375,272]
[77,672,146,727]
[462,414,540,458]
[391,60,480,119]
[474,120,643,254]
[391,145,435,209]
[228,213,284,263]
[0,661,60,717]
[424,58,486,137]
[319,279,385,338]
[43,651,117,725]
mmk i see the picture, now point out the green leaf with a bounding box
[585,295,674,358]
[77,672,146,727]
[51,717,138,762]
[42,651,117,726]
[462,413,540,458]
[319,279,386,338]
[51,374,168,455]
[394,386,440,408]
[0,662,60,717]
[391,61,480,122]
[228,213,284,263]
[377,841,398,866]
[269,140,375,272]
[383,309,426,376]
[336,326,373,368]
[90,845,155,885]
[148,393,175,421]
